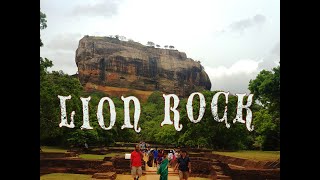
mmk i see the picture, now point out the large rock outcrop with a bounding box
[75,36,211,101]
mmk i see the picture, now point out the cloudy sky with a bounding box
[40,0,280,94]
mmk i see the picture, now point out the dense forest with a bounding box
[40,10,279,151]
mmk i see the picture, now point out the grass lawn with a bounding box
[108,146,135,150]
[213,150,280,161]
[41,146,68,153]
[79,153,124,160]
[78,154,106,160]
[104,152,125,157]
[188,152,200,154]
[40,173,91,180]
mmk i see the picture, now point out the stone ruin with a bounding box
[40,147,280,180]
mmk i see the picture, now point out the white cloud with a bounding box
[258,42,280,70]
[204,59,261,93]
[46,51,78,75]
[46,33,82,51]
[41,40,78,75]
[271,41,280,56]
[205,59,261,78]
[227,14,267,33]
[71,0,122,17]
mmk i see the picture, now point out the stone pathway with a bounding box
[143,166,180,180]
[140,154,186,180]
[94,154,212,179]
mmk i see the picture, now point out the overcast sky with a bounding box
[40,0,280,94]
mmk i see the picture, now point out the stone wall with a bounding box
[40,152,78,158]
[40,158,106,175]
[210,154,280,169]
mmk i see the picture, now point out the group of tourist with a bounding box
[147,148,177,168]
[138,141,150,155]
[130,144,191,180]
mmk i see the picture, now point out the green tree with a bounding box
[40,9,53,74]
[147,41,155,47]
[249,66,280,116]
[40,71,84,145]
[40,57,53,77]
[141,90,254,150]
[249,66,280,150]
[40,10,47,47]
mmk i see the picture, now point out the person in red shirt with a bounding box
[131,144,143,180]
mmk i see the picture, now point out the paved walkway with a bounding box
[114,166,179,180]
[115,174,180,180]
[142,153,177,179]
[114,154,209,180]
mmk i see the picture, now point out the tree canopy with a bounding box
[40,10,47,47]
[147,41,155,47]
[249,65,280,150]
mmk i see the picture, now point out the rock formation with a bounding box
[75,36,211,101]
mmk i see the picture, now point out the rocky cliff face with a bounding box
[75,36,211,100]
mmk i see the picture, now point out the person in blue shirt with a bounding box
[153,147,159,167]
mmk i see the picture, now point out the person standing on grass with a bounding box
[157,153,169,180]
[174,150,191,180]
[130,144,143,180]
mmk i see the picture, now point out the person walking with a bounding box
[157,149,164,165]
[168,150,173,167]
[147,150,154,167]
[174,150,191,180]
[153,147,159,167]
[157,153,169,180]
[175,149,180,159]
[130,144,143,180]
[172,149,180,167]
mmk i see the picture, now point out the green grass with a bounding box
[78,154,106,160]
[79,153,123,160]
[108,146,135,150]
[188,152,200,154]
[41,146,67,153]
[105,152,124,157]
[213,150,280,161]
[40,173,91,180]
